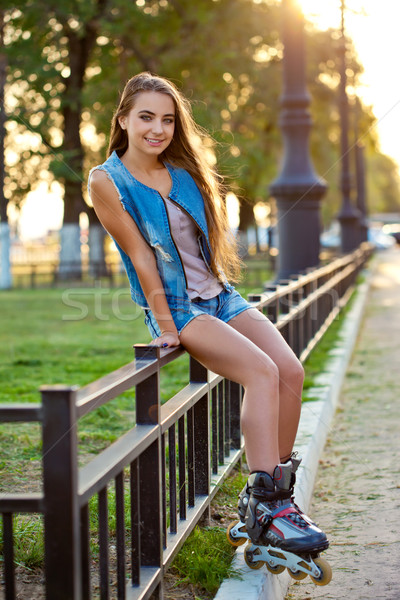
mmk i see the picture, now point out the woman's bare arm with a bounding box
[89,169,179,346]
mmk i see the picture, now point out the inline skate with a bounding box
[227,454,301,546]
[226,461,331,585]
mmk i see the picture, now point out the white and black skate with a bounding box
[226,463,331,586]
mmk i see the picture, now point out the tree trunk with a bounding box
[237,199,255,258]
[58,25,87,279]
[0,10,11,289]
[58,10,102,279]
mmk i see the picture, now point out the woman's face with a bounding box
[119,91,176,157]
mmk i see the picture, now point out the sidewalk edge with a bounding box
[214,272,372,600]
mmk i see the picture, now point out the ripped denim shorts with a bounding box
[144,287,252,339]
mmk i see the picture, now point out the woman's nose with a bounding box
[151,120,163,134]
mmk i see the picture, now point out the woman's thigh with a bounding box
[179,313,278,386]
[227,308,301,374]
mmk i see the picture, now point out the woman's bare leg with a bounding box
[179,314,280,474]
[228,308,304,462]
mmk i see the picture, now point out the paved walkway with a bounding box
[286,246,400,600]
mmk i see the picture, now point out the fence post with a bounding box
[290,275,304,357]
[134,345,164,599]
[41,384,81,600]
[229,380,242,451]
[264,284,279,323]
[3,513,15,600]
[189,357,209,494]
[190,356,210,522]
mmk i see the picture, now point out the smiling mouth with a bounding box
[145,138,164,145]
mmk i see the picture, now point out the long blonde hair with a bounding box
[108,72,241,282]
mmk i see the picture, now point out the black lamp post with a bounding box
[270,0,327,280]
[355,142,368,242]
[354,97,368,243]
[336,0,360,252]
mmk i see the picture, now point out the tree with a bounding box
[85,0,284,238]
[4,0,398,279]
[7,0,109,278]
[304,25,398,225]
[366,153,400,214]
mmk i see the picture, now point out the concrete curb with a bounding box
[214,272,372,600]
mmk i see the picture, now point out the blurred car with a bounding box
[320,223,340,249]
[368,226,396,249]
[320,222,396,250]
[382,223,400,244]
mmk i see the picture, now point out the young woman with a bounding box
[88,72,329,573]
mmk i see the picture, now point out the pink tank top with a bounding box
[164,197,223,300]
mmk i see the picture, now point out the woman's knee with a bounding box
[280,355,304,393]
[243,352,280,389]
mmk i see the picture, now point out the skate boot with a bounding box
[225,481,251,547]
[243,464,331,585]
[227,453,301,547]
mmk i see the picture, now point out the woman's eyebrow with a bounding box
[138,109,175,117]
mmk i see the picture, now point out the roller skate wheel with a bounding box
[226,521,247,547]
[266,563,285,575]
[310,557,332,586]
[244,546,264,570]
[287,558,310,580]
[287,567,308,580]
[265,549,286,574]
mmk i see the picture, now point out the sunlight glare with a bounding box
[297,0,340,29]
[298,0,400,168]
[226,192,240,230]
[13,182,64,240]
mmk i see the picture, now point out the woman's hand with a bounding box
[151,330,180,348]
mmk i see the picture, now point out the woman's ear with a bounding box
[118,118,126,130]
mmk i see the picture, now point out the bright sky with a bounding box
[300,0,400,165]
[14,0,400,239]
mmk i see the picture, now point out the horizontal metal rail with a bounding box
[75,345,185,418]
[0,403,42,422]
[0,493,44,513]
[78,425,158,504]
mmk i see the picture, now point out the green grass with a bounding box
[1,287,150,402]
[0,287,191,458]
[1,265,359,595]
[166,469,247,598]
[2,515,45,570]
[0,284,246,584]
[171,526,238,595]
[302,287,358,401]
[174,282,364,598]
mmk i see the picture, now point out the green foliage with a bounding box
[3,0,399,225]
[367,152,400,214]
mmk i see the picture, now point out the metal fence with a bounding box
[11,260,127,289]
[0,243,372,600]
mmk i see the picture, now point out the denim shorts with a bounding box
[144,288,252,339]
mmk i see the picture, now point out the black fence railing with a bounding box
[0,243,373,600]
[11,260,128,289]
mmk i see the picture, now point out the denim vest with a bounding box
[89,150,232,310]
